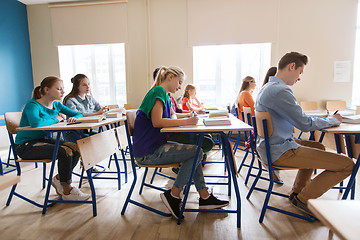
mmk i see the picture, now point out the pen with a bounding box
[67,122,82,125]
[333,110,339,115]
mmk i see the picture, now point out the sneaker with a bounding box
[171,167,180,175]
[199,194,229,209]
[201,154,207,167]
[291,195,314,217]
[62,187,90,201]
[160,189,182,219]
[51,176,63,196]
[289,192,298,201]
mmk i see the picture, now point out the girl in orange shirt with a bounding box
[236,76,256,120]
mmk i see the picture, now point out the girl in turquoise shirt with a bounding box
[15,76,89,201]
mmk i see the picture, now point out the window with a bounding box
[193,43,271,108]
[352,2,360,108]
[58,43,126,106]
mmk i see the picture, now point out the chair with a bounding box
[326,100,347,111]
[124,103,134,110]
[108,104,120,110]
[76,128,120,216]
[121,109,180,217]
[0,175,20,191]
[356,106,360,114]
[4,112,53,208]
[246,111,315,222]
[300,101,318,111]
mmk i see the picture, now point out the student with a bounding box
[182,84,205,113]
[255,52,354,216]
[62,74,108,142]
[14,76,90,201]
[235,76,256,119]
[133,66,228,219]
[262,67,277,87]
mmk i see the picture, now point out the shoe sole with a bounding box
[160,193,180,219]
[199,203,229,209]
[291,200,315,218]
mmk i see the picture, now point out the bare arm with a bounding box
[151,100,198,128]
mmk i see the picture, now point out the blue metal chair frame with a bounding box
[121,119,242,228]
[246,115,315,223]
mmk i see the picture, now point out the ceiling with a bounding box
[18,0,85,5]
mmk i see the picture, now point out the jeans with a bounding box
[62,130,92,143]
[168,133,214,153]
[136,141,206,191]
[15,138,80,186]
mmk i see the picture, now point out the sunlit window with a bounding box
[58,43,126,106]
[193,43,271,108]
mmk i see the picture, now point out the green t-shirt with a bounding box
[138,86,171,118]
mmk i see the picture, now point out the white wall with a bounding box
[26,0,358,109]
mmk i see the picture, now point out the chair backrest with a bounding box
[124,103,134,110]
[125,109,137,137]
[356,106,360,114]
[300,101,318,111]
[4,112,22,135]
[243,107,253,125]
[255,112,273,138]
[348,135,360,160]
[314,131,346,154]
[115,125,128,150]
[77,128,118,171]
[326,100,347,111]
[108,104,120,110]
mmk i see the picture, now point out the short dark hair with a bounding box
[278,52,308,70]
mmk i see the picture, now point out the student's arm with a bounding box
[151,100,198,128]
[170,107,177,119]
[270,89,340,132]
[58,102,83,119]
[24,103,60,127]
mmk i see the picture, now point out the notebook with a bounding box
[203,117,231,126]
[75,115,106,123]
[208,110,229,118]
[342,114,360,124]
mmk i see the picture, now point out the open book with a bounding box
[342,114,360,124]
[75,115,106,123]
[203,117,231,126]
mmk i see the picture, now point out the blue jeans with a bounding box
[136,142,206,191]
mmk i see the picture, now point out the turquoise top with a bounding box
[15,99,83,145]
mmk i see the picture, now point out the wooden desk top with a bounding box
[160,114,253,133]
[0,175,20,191]
[322,123,360,134]
[308,199,360,240]
[17,117,126,131]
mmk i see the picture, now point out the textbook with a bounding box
[342,114,360,124]
[203,117,231,126]
[105,108,125,118]
[208,110,229,118]
[75,115,106,123]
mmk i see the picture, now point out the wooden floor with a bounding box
[0,147,358,240]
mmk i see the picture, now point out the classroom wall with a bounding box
[26,0,357,109]
[0,0,34,120]
[0,0,34,149]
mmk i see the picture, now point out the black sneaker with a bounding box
[289,192,298,201]
[201,153,207,167]
[171,167,180,175]
[160,189,182,219]
[291,195,315,217]
[199,194,229,209]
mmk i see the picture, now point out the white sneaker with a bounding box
[62,187,90,201]
[51,176,63,196]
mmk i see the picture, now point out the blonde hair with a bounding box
[152,66,185,88]
[183,84,196,99]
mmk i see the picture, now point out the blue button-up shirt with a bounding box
[255,76,340,163]
[64,95,102,117]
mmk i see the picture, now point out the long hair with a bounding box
[63,74,88,104]
[235,76,255,104]
[152,66,185,88]
[262,67,277,86]
[32,76,62,99]
[182,84,195,99]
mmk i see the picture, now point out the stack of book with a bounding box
[105,107,125,118]
[342,114,360,124]
[203,110,231,126]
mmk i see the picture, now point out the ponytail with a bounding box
[32,76,61,99]
[151,66,185,88]
[182,84,195,99]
